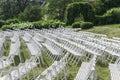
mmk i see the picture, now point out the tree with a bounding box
[65,2,95,25]
[0,0,32,19]
[47,0,86,21]
[18,6,42,22]
[94,0,120,15]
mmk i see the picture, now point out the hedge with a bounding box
[72,22,81,28]
[33,20,65,29]
[94,8,120,25]
[81,22,93,29]
[65,2,95,25]
[1,20,65,30]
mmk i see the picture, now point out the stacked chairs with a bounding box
[74,55,97,80]
[35,53,69,80]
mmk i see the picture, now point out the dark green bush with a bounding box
[33,21,42,29]
[6,19,20,24]
[1,22,33,30]
[33,20,65,29]
[1,20,65,30]
[94,8,120,25]
[18,6,42,22]
[1,25,12,30]
[65,2,95,25]
[0,20,6,28]
[81,22,93,29]
[94,0,120,15]
[72,22,81,28]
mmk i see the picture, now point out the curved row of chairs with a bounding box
[0,28,120,80]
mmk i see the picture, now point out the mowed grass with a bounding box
[96,64,110,80]
[67,62,80,80]
[83,24,120,38]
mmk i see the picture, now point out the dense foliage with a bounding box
[94,8,120,25]
[33,20,65,29]
[0,0,120,30]
[47,0,88,21]
[0,20,6,28]
[81,22,93,29]
[18,6,42,22]
[65,2,95,25]
[0,0,32,20]
[94,0,120,15]
[1,20,65,30]
[72,22,81,28]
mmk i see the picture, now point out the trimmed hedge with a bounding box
[65,2,95,25]
[72,22,81,28]
[81,22,93,29]
[94,8,120,25]
[33,20,65,29]
[1,20,65,30]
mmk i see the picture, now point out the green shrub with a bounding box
[1,20,65,30]
[18,6,42,22]
[94,8,120,25]
[33,20,65,29]
[72,22,81,28]
[65,2,95,25]
[0,20,6,28]
[6,19,20,24]
[1,25,12,30]
[1,22,33,30]
[81,22,93,29]
[33,21,42,29]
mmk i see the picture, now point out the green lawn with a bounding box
[96,64,110,80]
[83,24,120,38]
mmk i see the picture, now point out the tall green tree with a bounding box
[18,6,42,22]
[94,0,120,15]
[47,0,86,21]
[0,0,32,19]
